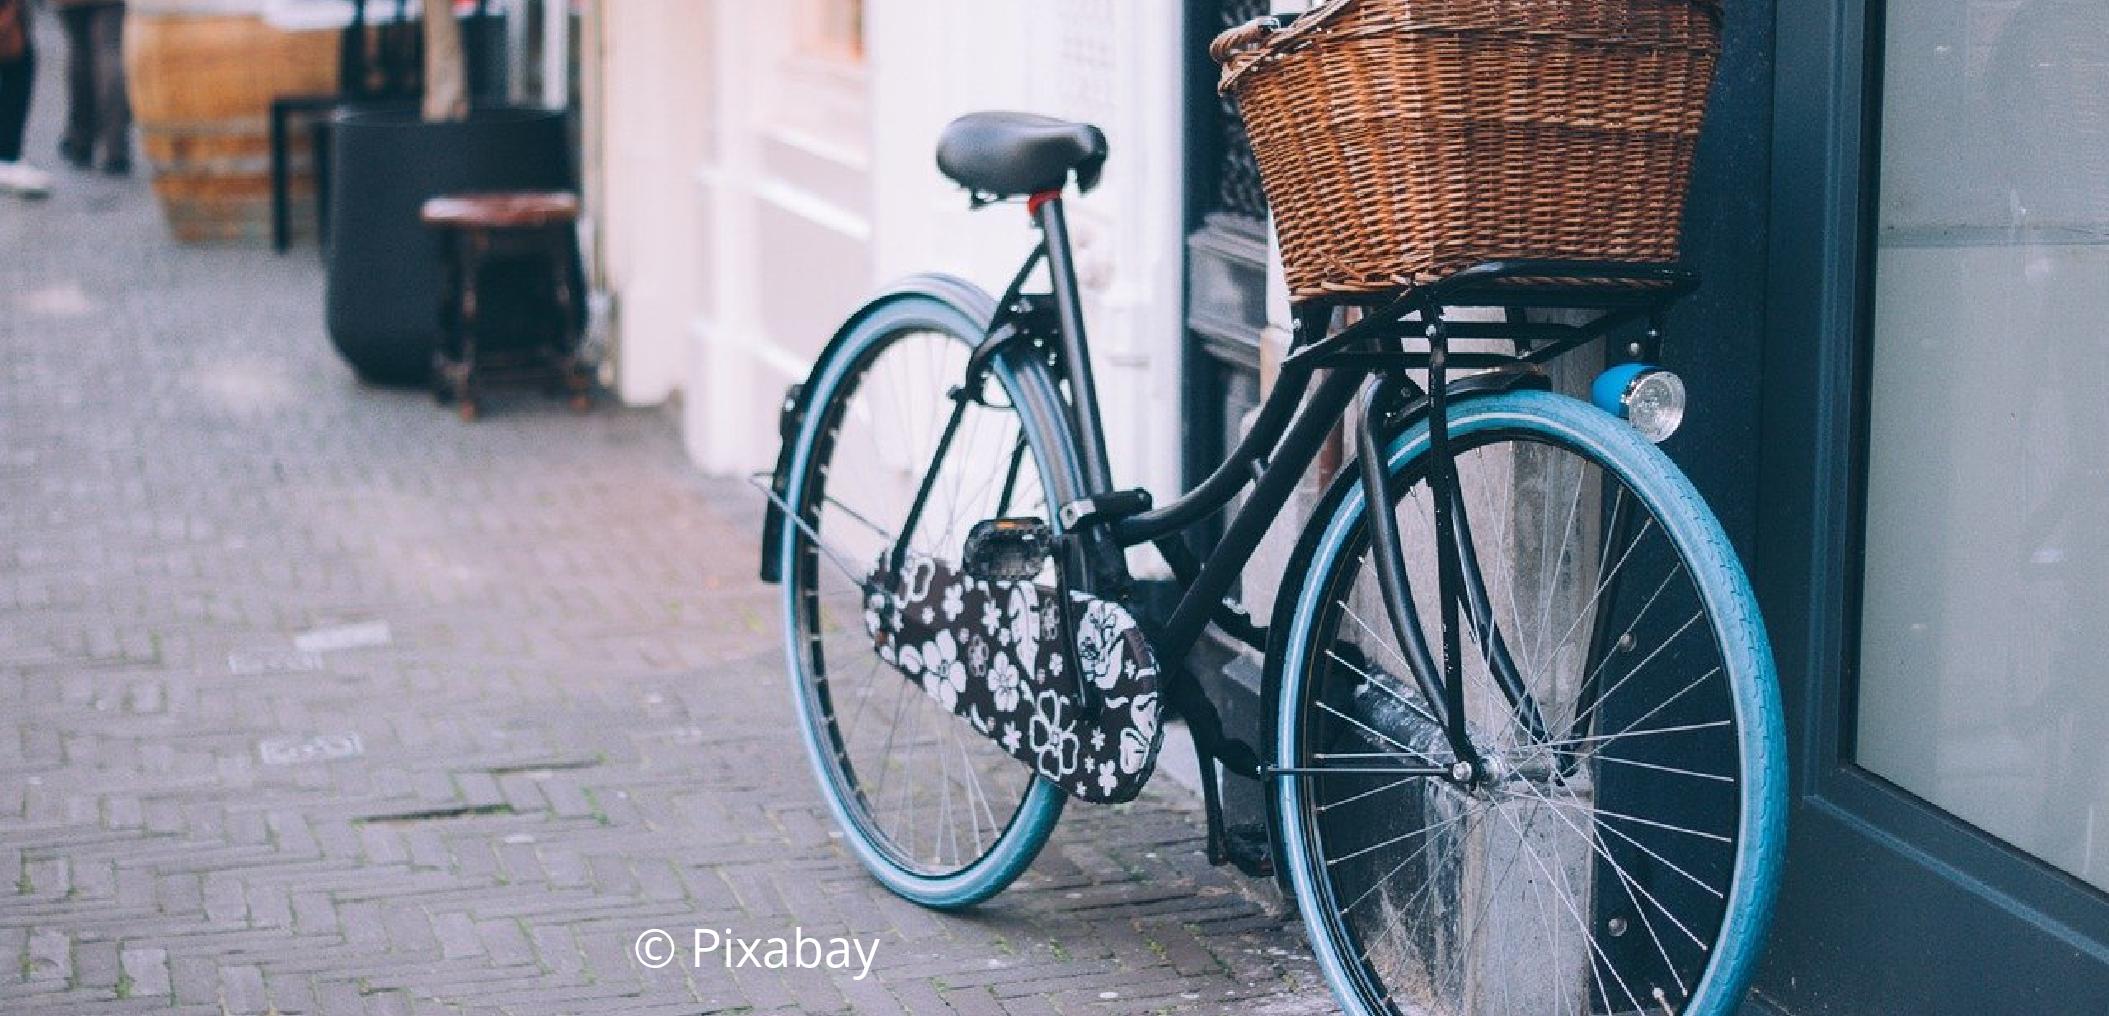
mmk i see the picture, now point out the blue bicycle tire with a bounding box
[1270,390,1786,1015]
[776,289,1076,909]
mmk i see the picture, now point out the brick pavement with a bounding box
[0,59,1335,1016]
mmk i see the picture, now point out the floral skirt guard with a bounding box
[864,553,1164,804]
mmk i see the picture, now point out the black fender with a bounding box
[1254,365,1551,890]
[758,274,999,583]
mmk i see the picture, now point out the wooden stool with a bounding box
[420,191,590,421]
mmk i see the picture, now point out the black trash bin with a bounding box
[324,106,575,385]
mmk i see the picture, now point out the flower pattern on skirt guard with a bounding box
[864,553,1163,804]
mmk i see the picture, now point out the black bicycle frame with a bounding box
[941,193,1697,784]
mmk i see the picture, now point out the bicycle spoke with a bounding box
[1336,594,1426,691]
[1448,801,1549,1009]
[1539,516,1660,682]
[1533,787,1731,901]
[1498,778,1714,950]
[1326,806,1476,867]
[1567,559,1684,713]
[819,492,899,543]
[898,696,922,859]
[1571,665,1723,764]
[1524,791,1733,845]
[1326,645,1440,728]
[865,658,915,802]
[1548,746,1734,784]
[936,706,956,866]
[1314,774,1422,812]
[1494,802,1648,1014]
[1618,869,1694,1005]
[1461,609,1543,752]
[1531,453,1589,679]
[1558,665,1726,763]
[1335,807,1477,913]
[953,724,993,856]
[1566,608,1707,742]
[839,654,888,746]
[1315,701,1447,768]
[1537,718,1732,755]
[1521,801,1711,1002]
[792,516,882,589]
[1343,807,1476,977]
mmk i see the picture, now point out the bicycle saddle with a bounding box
[936,112,1108,197]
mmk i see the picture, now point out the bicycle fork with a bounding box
[1353,315,1550,785]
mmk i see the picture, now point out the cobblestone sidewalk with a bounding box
[0,59,1334,1016]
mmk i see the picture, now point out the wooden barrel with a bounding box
[124,2,339,244]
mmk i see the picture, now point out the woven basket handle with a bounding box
[1209,17,1275,66]
[1212,0,1358,94]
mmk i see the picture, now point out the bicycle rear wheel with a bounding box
[776,288,1076,908]
[1271,390,1785,1016]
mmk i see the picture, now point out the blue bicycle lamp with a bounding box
[1593,363,1687,443]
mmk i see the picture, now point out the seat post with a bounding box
[1031,190,1115,495]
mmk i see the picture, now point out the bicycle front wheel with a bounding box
[1271,390,1785,1016]
[776,288,1078,909]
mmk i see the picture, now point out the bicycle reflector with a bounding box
[1592,363,1687,443]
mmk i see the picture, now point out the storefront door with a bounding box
[1755,2,2109,1011]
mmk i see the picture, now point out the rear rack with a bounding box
[1413,260,1699,309]
[1283,260,1698,372]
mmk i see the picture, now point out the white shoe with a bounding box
[0,161,54,198]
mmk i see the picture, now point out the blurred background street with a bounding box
[0,17,1333,1013]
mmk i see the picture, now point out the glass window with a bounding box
[1857,0,2109,892]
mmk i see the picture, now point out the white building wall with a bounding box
[686,2,876,475]
[589,1,713,408]
[593,0,1187,504]
[868,0,1187,503]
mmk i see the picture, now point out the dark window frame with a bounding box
[1756,0,2109,1009]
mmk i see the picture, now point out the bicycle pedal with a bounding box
[962,518,1054,582]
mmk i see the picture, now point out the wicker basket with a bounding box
[1213,0,1723,301]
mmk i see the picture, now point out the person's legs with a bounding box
[0,47,32,163]
[90,3,126,171]
[0,46,53,196]
[57,5,93,166]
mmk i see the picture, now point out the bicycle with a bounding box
[760,98,1783,1016]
